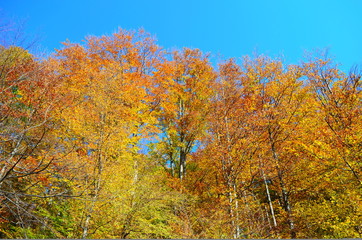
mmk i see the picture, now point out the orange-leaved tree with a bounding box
[54,29,168,238]
[152,48,216,181]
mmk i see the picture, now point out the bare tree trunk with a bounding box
[262,168,277,228]
[82,113,105,239]
[179,149,186,180]
[277,169,295,238]
[270,141,295,238]
[227,180,240,239]
[178,97,187,181]
[82,153,102,239]
[233,182,241,238]
[227,183,236,238]
[119,132,140,239]
[222,115,241,238]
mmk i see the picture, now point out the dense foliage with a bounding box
[0,29,361,239]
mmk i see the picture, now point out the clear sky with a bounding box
[1,0,362,70]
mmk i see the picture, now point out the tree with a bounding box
[304,58,362,185]
[53,28,186,238]
[0,44,70,238]
[293,56,362,238]
[152,48,216,180]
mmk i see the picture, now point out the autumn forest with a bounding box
[0,28,361,239]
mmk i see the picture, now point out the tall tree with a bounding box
[54,29,186,238]
[152,48,215,180]
[0,44,69,238]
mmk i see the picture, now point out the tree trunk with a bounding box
[82,160,102,239]
[179,149,186,180]
[277,169,295,238]
[271,140,295,238]
[262,169,277,228]
[82,113,105,239]
[233,182,241,238]
[227,180,240,239]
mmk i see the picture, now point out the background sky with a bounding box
[1,0,362,70]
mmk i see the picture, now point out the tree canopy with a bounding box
[0,28,361,239]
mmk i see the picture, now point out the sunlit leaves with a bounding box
[1,28,361,239]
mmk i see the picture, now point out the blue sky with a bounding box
[1,0,362,70]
